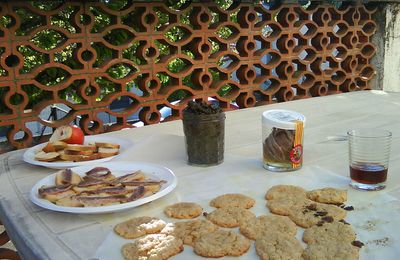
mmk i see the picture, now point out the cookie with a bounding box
[255,232,303,260]
[161,219,218,246]
[114,216,166,239]
[306,188,347,204]
[265,185,307,200]
[302,242,359,260]
[240,214,297,240]
[288,200,347,228]
[122,234,183,260]
[194,230,250,257]
[164,202,203,219]
[210,193,255,209]
[303,221,356,245]
[205,206,256,228]
[266,197,310,216]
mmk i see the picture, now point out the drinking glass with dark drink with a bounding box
[348,129,392,191]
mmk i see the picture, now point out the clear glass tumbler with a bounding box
[348,129,392,191]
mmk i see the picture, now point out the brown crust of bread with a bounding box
[95,142,120,149]
[65,144,97,152]
[60,153,99,162]
[64,149,95,156]
[98,147,119,158]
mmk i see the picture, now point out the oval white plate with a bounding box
[23,136,132,169]
[29,162,177,214]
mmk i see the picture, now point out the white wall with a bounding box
[383,3,400,92]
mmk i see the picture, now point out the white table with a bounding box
[1,90,400,259]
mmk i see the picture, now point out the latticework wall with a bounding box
[0,1,377,149]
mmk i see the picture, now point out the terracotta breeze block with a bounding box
[0,1,377,149]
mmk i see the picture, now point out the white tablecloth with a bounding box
[1,90,400,259]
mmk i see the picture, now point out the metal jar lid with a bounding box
[262,109,306,130]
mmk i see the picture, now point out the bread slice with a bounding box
[55,196,83,207]
[95,142,120,149]
[42,142,56,153]
[38,185,76,203]
[55,169,82,185]
[64,149,94,156]
[42,141,68,153]
[35,151,60,162]
[52,141,68,151]
[59,153,98,162]
[65,144,97,152]
[98,147,119,158]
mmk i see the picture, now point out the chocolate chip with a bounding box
[316,221,325,226]
[203,212,208,217]
[352,240,365,248]
[344,206,354,211]
[306,204,317,211]
[321,216,334,223]
[339,219,350,225]
[302,210,309,214]
[339,204,346,208]
[314,211,328,217]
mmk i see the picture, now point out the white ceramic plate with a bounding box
[23,136,132,169]
[29,162,178,214]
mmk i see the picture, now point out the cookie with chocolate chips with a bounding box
[302,242,359,260]
[303,221,356,245]
[287,200,347,228]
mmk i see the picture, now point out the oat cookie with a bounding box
[288,200,347,228]
[210,193,255,209]
[307,188,347,204]
[265,185,307,200]
[303,221,356,245]
[266,197,310,216]
[194,230,250,257]
[114,216,166,239]
[255,232,303,260]
[161,220,218,246]
[240,214,297,240]
[121,234,183,260]
[164,202,203,219]
[302,242,359,260]
[205,206,256,228]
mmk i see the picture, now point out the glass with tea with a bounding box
[348,129,392,191]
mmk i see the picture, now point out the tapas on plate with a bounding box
[30,162,177,214]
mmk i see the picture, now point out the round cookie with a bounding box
[240,214,297,240]
[114,216,166,239]
[266,198,310,216]
[303,221,356,245]
[255,232,303,260]
[288,201,347,228]
[306,188,347,204]
[194,230,250,257]
[161,220,218,246]
[122,234,183,260]
[205,206,256,228]
[164,202,203,219]
[302,242,359,260]
[210,193,255,209]
[265,185,307,200]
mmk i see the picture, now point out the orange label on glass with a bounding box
[292,120,304,168]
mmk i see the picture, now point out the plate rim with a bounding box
[23,136,133,169]
[29,161,178,214]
